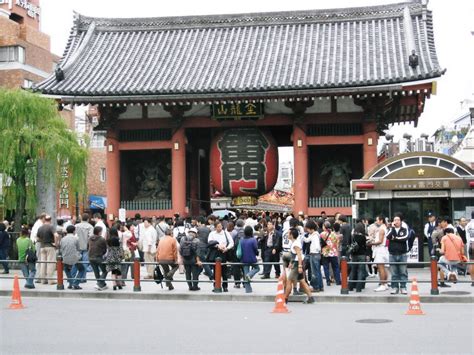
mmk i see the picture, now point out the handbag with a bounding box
[236,240,242,260]
[26,240,37,263]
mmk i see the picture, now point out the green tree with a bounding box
[0,88,88,231]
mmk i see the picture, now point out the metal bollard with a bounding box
[340,256,349,294]
[56,255,64,290]
[213,258,222,293]
[430,256,439,295]
[133,257,141,292]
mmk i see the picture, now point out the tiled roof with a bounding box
[36,1,444,100]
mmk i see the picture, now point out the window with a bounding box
[0,46,25,64]
[100,168,106,182]
[23,79,34,89]
[90,131,106,148]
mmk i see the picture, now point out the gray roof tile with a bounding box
[36,1,444,99]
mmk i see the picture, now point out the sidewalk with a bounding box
[0,266,472,303]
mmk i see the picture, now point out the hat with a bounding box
[189,227,198,234]
[427,212,436,217]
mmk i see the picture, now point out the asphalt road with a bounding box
[0,297,472,354]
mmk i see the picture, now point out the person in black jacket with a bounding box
[386,215,409,295]
[348,222,367,292]
[0,223,10,274]
[260,221,282,279]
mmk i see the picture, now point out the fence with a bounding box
[120,199,172,210]
[1,256,472,295]
[308,196,354,208]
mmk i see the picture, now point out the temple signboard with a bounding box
[211,103,263,120]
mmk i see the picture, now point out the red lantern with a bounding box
[210,128,278,197]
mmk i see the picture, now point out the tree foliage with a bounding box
[0,88,88,225]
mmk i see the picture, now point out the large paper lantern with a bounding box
[210,128,278,197]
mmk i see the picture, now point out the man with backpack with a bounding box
[180,228,202,291]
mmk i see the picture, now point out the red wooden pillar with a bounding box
[363,121,378,174]
[293,125,308,215]
[189,147,200,216]
[172,127,187,216]
[106,130,120,219]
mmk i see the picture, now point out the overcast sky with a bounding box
[40,0,473,145]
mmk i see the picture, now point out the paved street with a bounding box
[0,297,472,354]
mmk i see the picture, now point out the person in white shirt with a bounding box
[244,212,258,229]
[208,221,234,292]
[284,228,314,304]
[424,213,437,256]
[93,213,107,239]
[142,218,158,278]
[368,215,389,292]
[304,219,323,292]
[31,213,46,259]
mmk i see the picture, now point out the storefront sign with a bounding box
[15,0,40,19]
[211,103,263,120]
[393,190,449,198]
[232,196,258,206]
[352,178,470,191]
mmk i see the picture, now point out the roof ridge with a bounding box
[73,1,423,31]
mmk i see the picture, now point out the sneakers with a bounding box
[72,285,82,290]
[400,288,407,295]
[374,285,388,292]
[390,288,399,295]
[24,284,35,289]
[99,285,108,291]
[260,275,270,279]
[303,296,315,304]
[439,283,451,288]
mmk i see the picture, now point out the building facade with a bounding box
[0,0,78,219]
[36,1,444,220]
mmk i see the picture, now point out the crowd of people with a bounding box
[2,209,473,302]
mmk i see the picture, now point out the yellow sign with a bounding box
[232,196,258,206]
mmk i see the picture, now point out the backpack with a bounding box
[176,227,186,243]
[180,237,193,258]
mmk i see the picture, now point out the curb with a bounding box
[1,290,472,303]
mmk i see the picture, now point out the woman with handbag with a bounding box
[106,227,124,291]
[241,226,260,293]
[16,226,37,289]
[208,221,234,292]
[120,222,135,286]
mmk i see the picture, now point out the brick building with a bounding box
[0,0,76,218]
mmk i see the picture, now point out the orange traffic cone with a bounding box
[9,275,25,310]
[272,276,290,313]
[405,278,424,315]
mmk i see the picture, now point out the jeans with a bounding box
[438,256,459,275]
[90,261,107,288]
[64,263,83,287]
[349,255,366,291]
[71,250,89,283]
[0,249,9,272]
[262,248,281,277]
[389,254,408,289]
[243,264,261,292]
[323,256,341,285]
[20,262,36,287]
[309,254,323,290]
[184,263,201,289]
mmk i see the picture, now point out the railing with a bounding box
[308,196,354,208]
[120,199,172,210]
[2,256,472,296]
